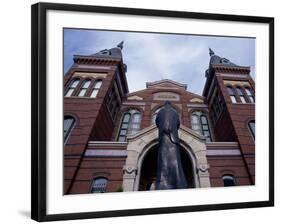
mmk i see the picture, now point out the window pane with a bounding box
[249,96,255,103]
[65,89,74,97]
[94,80,102,89]
[64,117,75,141]
[201,116,207,124]
[64,118,73,132]
[132,113,141,123]
[90,89,99,98]
[202,125,209,131]
[121,123,129,129]
[240,96,246,103]
[203,131,210,137]
[191,115,199,124]
[227,86,234,95]
[130,129,139,135]
[120,130,127,136]
[222,176,236,187]
[83,80,91,88]
[230,96,237,103]
[123,114,131,123]
[236,87,243,95]
[78,89,87,97]
[91,178,107,193]
[131,124,140,129]
[152,114,157,124]
[192,124,201,131]
[71,80,80,88]
[249,121,255,138]
[245,88,252,95]
[118,136,126,142]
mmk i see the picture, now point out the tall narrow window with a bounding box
[248,120,255,139]
[245,87,255,103]
[65,79,80,97]
[191,111,212,142]
[118,109,142,142]
[236,87,246,103]
[106,85,120,120]
[64,116,75,142]
[191,114,201,134]
[90,80,102,98]
[118,113,131,142]
[222,175,236,187]
[129,113,141,134]
[78,80,91,97]
[90,177,108,193]
[227,86,237,103]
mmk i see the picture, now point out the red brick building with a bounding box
[63,43,255,194]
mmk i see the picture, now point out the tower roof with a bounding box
[90,41,124,59]
[208,48,238,67]
[205,48,249,78]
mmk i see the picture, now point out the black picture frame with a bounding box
[31,2,274,222]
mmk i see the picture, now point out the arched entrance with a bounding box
[139,144,195,191]
[122,125,210,191]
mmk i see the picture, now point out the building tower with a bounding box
[63,42,128,194]
[203,49,255,184]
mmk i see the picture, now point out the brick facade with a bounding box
[63,46,255,194]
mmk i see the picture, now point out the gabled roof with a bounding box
[146,79,187,90]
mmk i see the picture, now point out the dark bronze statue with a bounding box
[155,101,188,190]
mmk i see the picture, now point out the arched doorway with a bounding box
[122,125,210,192]
[138,144,195,191]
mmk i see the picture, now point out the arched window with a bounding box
[90,80,102,98]
[248,120,255,139]
[191,111,212,142]
[118,109,142,142]
[90,177,108,193]
[227,86,237,103]
[78,80,91,97]
[236,87,246,103]
[245,87,255,103]
[65,79,80,97]
[63,116,75,142]
[151,107,162,124]
[222,175,236,187]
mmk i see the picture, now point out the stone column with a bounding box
[197,164,211,188]
[122,165,137,191]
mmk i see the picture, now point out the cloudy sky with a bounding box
[64,29,255,95]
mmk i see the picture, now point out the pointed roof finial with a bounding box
[209,48,215,56]
[117,41,124,50]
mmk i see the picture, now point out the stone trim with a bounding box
[87,141,128,148]
[85,149,127,157]
[207,149,241,156]
[122,125,211,191]
[153,92,180,101]
[72,72,108,79]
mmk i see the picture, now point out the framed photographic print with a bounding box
[31,2,274,222]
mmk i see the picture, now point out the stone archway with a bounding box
[122,125,211,192]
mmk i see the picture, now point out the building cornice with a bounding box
[146,79,187,90]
